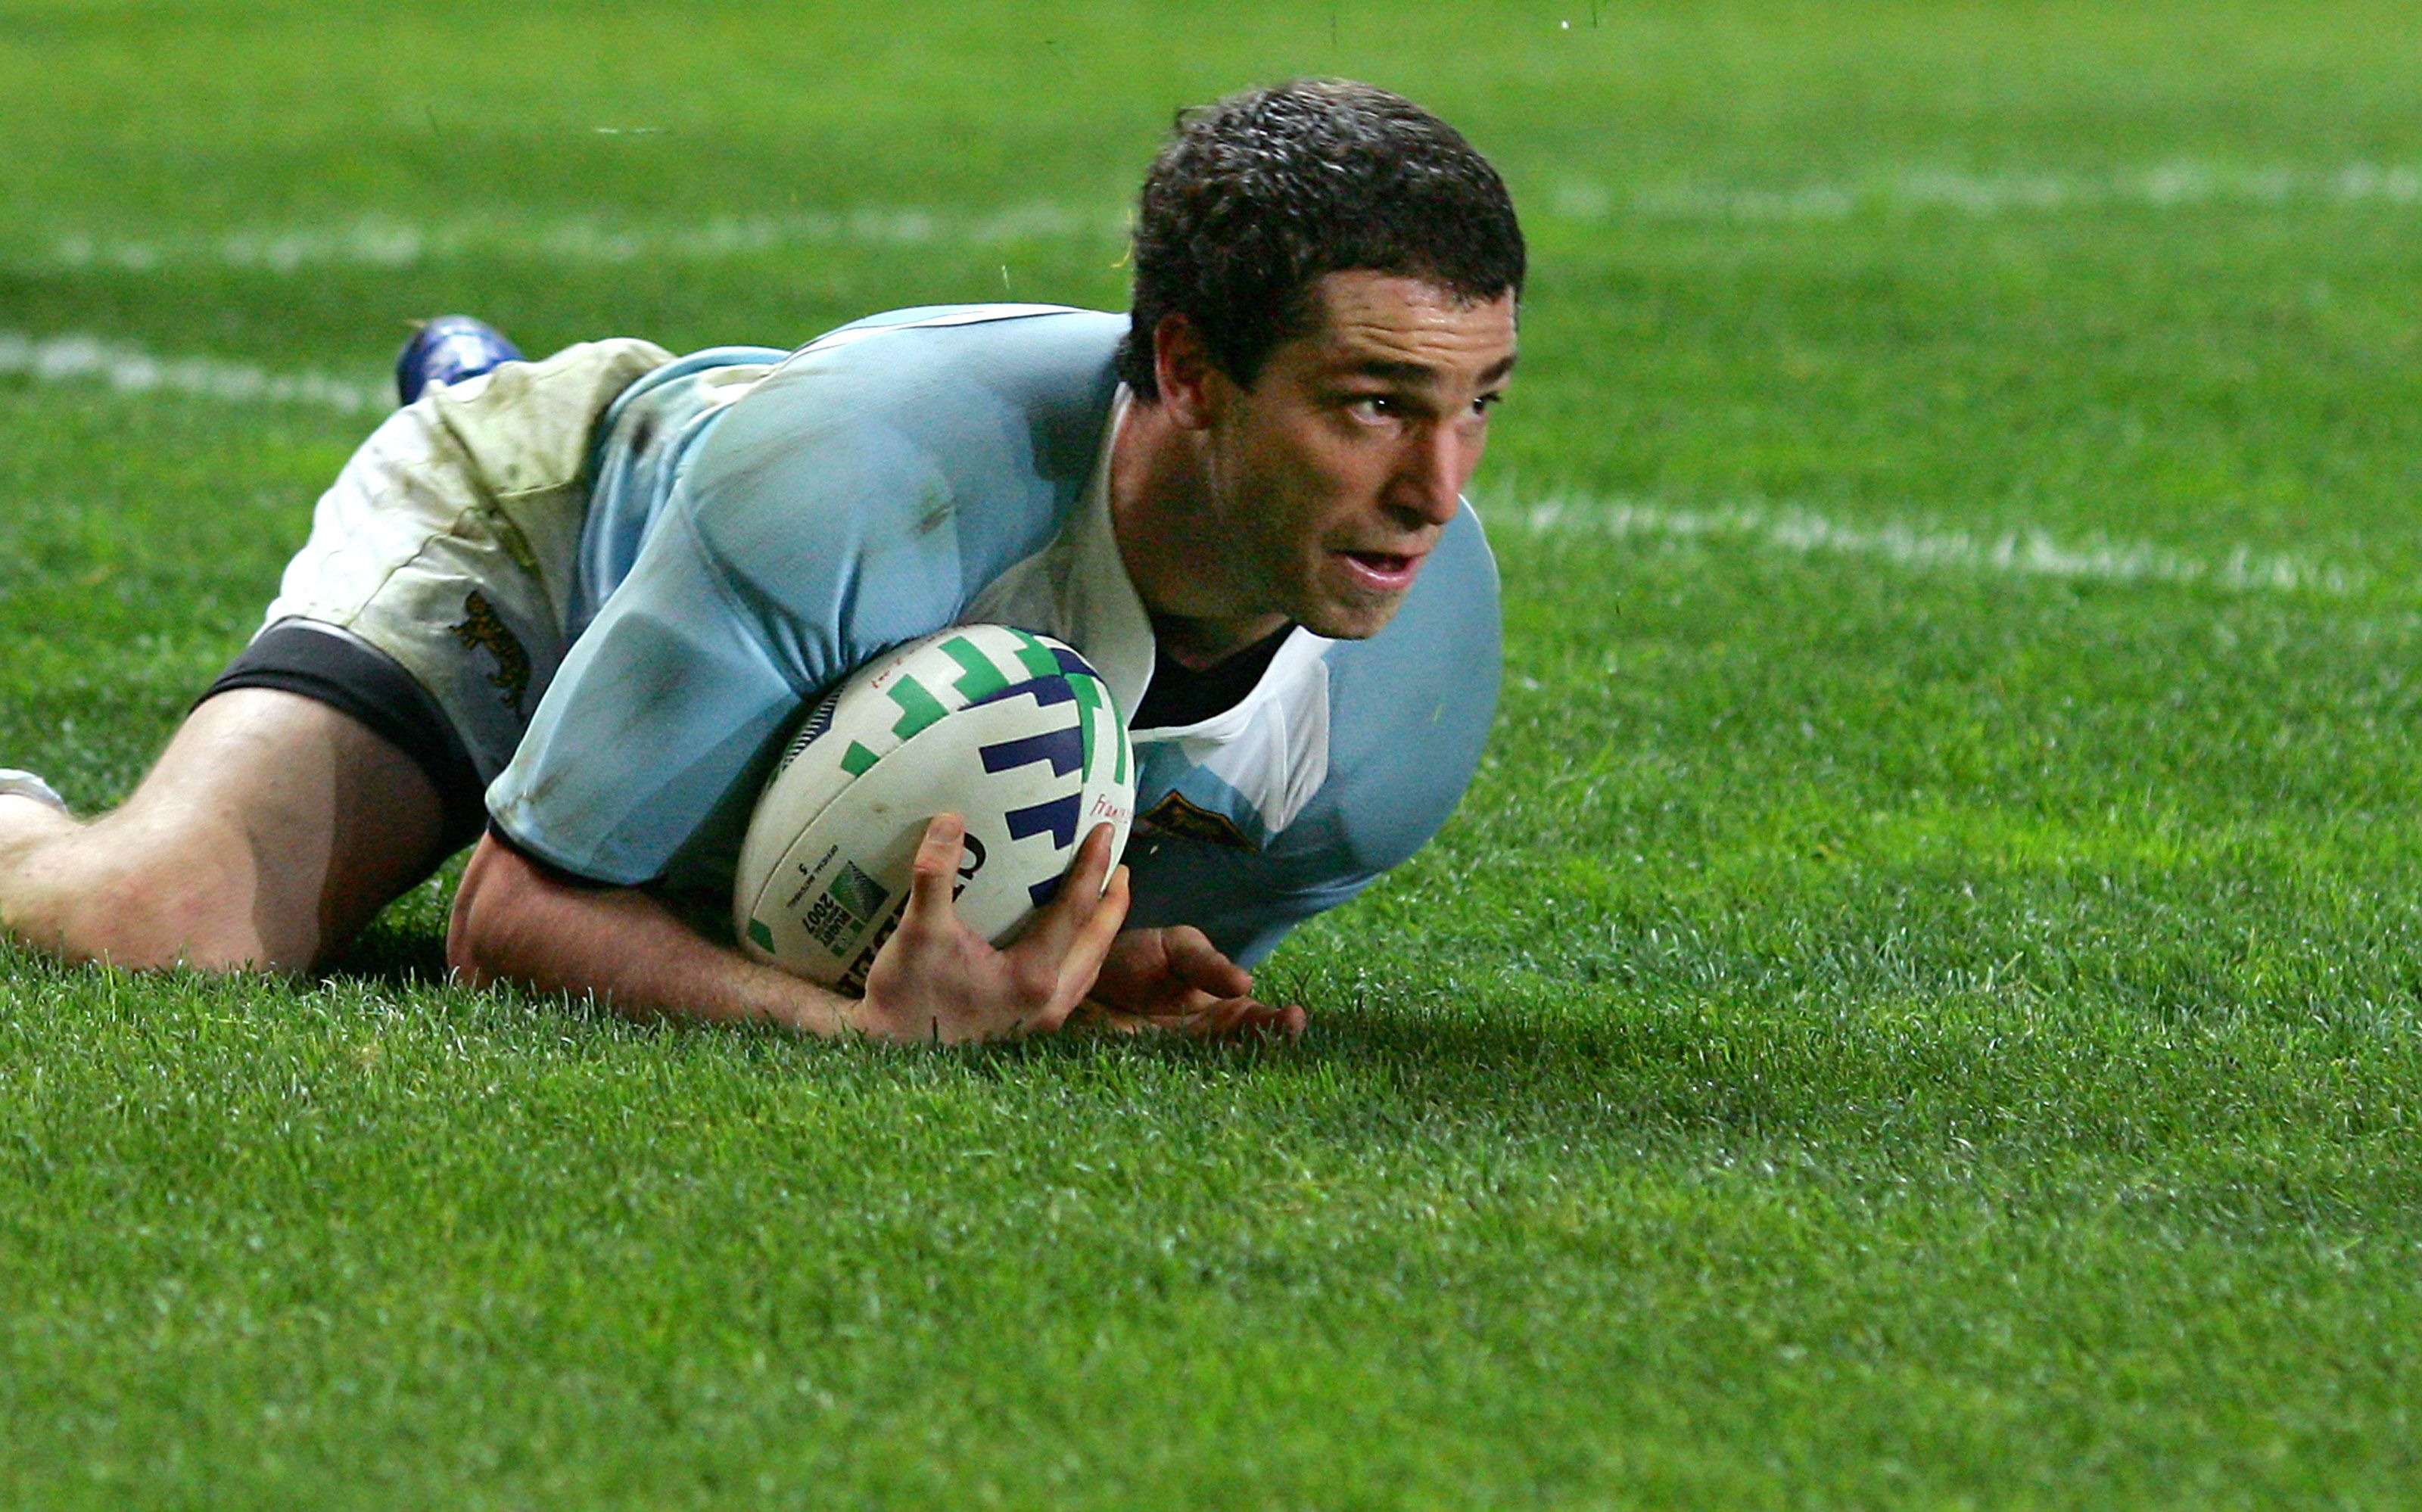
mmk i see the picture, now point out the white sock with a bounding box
[0,770,68,816]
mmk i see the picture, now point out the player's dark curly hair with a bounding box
[1116,79,1526,400]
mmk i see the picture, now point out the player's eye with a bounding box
[1345,394,1402,421]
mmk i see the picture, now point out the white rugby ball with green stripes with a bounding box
[732,624,1135,994]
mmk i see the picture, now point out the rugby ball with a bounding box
[732,625,1135,994]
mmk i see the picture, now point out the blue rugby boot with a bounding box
[396,316,523,406]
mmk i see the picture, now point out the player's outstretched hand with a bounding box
[854,814,1129,1044]
[1081,924,1308,1041]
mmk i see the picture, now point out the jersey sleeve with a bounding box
[486,431,964,885]
[487,363,988,886]
[485,309,1120,888]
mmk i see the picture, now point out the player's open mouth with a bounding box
[1338,550,1425,593]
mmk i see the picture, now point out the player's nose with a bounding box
[1385,423,1471,527]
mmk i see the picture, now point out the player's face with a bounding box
[1211,271,1517,640]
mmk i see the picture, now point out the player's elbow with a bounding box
[446,832,527,988]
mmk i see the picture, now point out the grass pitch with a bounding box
[8,2,2422,1505]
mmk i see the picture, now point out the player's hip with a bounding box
[213,338,677,836]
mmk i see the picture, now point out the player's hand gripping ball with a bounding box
[733,626,1136,994]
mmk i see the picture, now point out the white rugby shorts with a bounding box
[258,338,674,784]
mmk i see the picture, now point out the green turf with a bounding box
[9,1,2422,1504]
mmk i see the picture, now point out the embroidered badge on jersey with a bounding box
[1138,790,1259,851]
[451,589,533,717]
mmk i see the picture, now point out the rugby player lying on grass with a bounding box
[0,80,1521,1044]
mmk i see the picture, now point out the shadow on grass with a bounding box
[0,929,1907,1155]
[20,926,2419,1231]
[319,919,453,991]
[288,928,2018,1146]
[96,901,2414,1190]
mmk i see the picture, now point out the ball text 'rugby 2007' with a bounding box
[733,626,1135,993]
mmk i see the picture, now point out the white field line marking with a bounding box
[0,331,382,413]
[1560,160,2422,223]
[0,327,2373,599]
[17,160,2422,275]
[1503,495,2369,597]
[29,203,1125,274]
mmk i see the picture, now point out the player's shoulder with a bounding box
[758,303,1128,406]
[1322,504,1502,703]
[687,303,1124,517]
[1303,503,1502,854]
[792,302,1125,356]
[649,306,1123,620]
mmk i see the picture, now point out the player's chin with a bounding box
[1300,596,1408,642]
[1301,555,1421,639]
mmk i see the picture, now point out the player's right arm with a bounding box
[468,312,1135,1038]
[447,814,1130,1043]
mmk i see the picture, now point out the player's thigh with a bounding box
[132,687,451,902]
[61,689,450,970]
[48,338,673,970]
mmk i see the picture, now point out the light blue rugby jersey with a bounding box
[487,304,1502,967]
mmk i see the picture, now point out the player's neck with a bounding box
[1109,397,1289,668]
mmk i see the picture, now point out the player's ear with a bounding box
[1151,313,1222,431]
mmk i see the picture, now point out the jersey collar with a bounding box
[962,387,1158,723]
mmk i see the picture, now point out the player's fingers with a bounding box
[1089,987,1226,1035]
[1034,866,1131,1032]
[1021,823,1117,956]
[1184,996,1307,1042]
[901,812,967,929]
[1163,926,1254,999]
[1067,820,1117,898]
